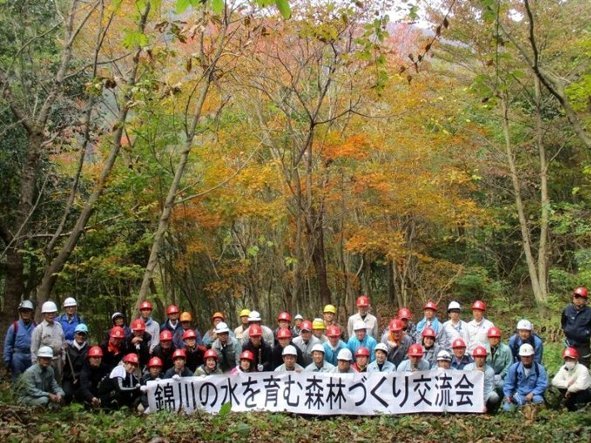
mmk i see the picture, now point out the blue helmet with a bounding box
[75,323,89,334]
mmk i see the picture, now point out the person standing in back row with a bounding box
[561,286,591,367]
[347,296,378,339]
[3,300,36,383]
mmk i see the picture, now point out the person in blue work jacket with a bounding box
[508,319,543,363]
[3,300,36,382]
[347,320,376,362]
[323,325,348,366]
[503,343,548,412]
[57,297,84,343]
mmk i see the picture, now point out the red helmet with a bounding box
[573,287,588,298]
[397,307,412,320]
[110,326,125,339]
[172,349,187,360]
[452,338,466,349]
[240,350,255,362]
[563,347,579,360]
[356,295,370,307]
[471,300,486,311]
[147,356,163,368]
[123,353,139,365]
[487,326,502,338]
[182,329,197,340]
[300,320,313,332]
[131,318,146,332]
[423,301,438,311]
[389,318,404,332]
[212,312,224,321]
[276,327,292,339]
[326,325,341,338]
[277,312,292,322]
[408,344,424,357]
[204,349,218,360]
[139,301,153,311]
[166,304,180,315]
[421,327,437,339]
[249,324,263,337]
[87,346,103,358]
[472,345,488,358]
[355,347,371,358]
[160,330,173,342]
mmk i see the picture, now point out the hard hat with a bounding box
[111,312,125,321]
[240,350,255,362]
[421,327,437,339]
[312,318,326,330]
[247,311,262,322]
[336,348,353,361]
[353,320,366,331]
[397,307,412,320]
[423,301,438,311]
[172,349,187,360]
[239,309,251,317]
[147,356,163,368]
[204,349,218,360]
[326,325,341,338]
[41,301,58,313]
[356,295,370,307]
[277,328,293,339]
[37,346,54,358]
[212,311,224,321]
[355,347,370,358]
[294,314,304,321]
[573,287,588,298]
[63,297,77,307]
[471,300,486,311]
[123,353,139,365]
[74,323,88,334]
[487,326,502,338]
[87,346,103,358]
[277,312,292,322]
[311,344,325,354]
[516,319,533,331]
[300,320,313,332]
[282,345,298,356]
[160,330,173,341]
[562,347,579,360]
[375,343,388,354]
[131,318,146,332]
[215,322,230,334]
[110,326,125,339]
[180,312,192,322]
[447,301,461,312]
[472,345,488,358]
[518,343,535,357]
[166,305,180,316]
[389,318,404,332]
[452,338,466,349]
[18,300,34,311]
[249,324,263,337]
[436,350,452,361]
[182,329,197,340]
[408,344,424,357]
[139,301,153,311]
[323,304,337,314]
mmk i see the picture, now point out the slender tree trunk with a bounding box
[535,76,549,299]
[311,208,331,306]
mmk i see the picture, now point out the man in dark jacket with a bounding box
[241,324,273,372]
[77,346,110,409]
[62,324,89,403]
[562,287,591,367]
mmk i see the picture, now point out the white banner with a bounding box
[147,370,484,415]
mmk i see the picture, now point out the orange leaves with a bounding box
[345,225,405,260]
[321,134,371,162]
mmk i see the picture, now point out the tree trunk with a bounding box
[535,76,549,299]
[311,208,332,307]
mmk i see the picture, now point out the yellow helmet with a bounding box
[312,318,326,330]
[239,308,251,317]
[323,304,337,314]
[180,312,192,322]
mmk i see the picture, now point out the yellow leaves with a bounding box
[321,134,371,162]
[345,226,405,260]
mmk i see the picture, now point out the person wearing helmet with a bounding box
[330,348,355,374]
[62,323,89,403]
[3,299,36,382]
[416,301,443,340]
[464,346,500,413]
[242,324,273,372]
[274,345,304,372]
[293,314,304,336]
[202,312,226,347]
[347,295,379,339]
[234,309,251,340]
[551,347,591,411]
[57,297,84,343]
[103,353,141,410]
[16,346,65,407]
[508,319,543,364]
[31,300,65,383]
[275,311,294,340]
[420,327,441,369]
[323,325,348,366]
[352,347,371,372]
[396,307,418,343]
[397,344,430,372]
[272,327,305,370]
[440,301,469,350]
[293,320,322,366]
[125,319,152,369]
[322,304,342,333]
[231,350,256,375]
[312,318,327,343]
[108,312,131,340]
[241,311,275,348]
[347,320,377,362]
[381,318,413,367]
[367,343,395,373]
[466,300,494,353]
[451,338,473,370]
[77,346,109,409]
[486,326,513,396]
[164,349,193,379]
[195,349,222,376]
[138,301,160,352]
[181,328,205,372]
[304,343,335,372]
[561,286,591,367]
[160,304,181,335]
[212,321,242,372]
[100,326,127,371]
[151,330,176,372]
[436,350,452,370]
[502,343,548,412]
[174,311,203,349]
[138,356,164,413]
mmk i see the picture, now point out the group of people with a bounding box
[3,287,591,413]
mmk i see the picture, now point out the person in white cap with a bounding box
[57,297,84,343]
[3,300,36,382]
[16,346,64,407]
[304,343,334,372]
[274,345,303,372]
[502,343,548,412]
[367,343,395,373]
[212,321,242,373]
[331,348,355,374]
[439,301,469,350]
[508,319,543,364]
[241,311,274,347]
[293,314,304,336]
[31,301,65,383]
[347,320,377,362]
[436,350,452,370]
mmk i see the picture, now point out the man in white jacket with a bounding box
[551,347,591,411]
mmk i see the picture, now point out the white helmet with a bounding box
[311,344,325,354]
[375,343,388,353]
[37,346,54,358]
[519,343,535,357]
[447,301,461,311]
[247,311,262,322]
[294,314,304,320]
[353,320,366,331]
[282,345,298,356]
[41,301,58,313]
[63,297,77,307]
[215,322,230,334]
[18,300,34,311]
[337,348,353,361]
[437,350,452,361]
[516,319,533,331]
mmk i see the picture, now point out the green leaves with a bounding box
[275,0,291,19]
[122,31,149,49]
[175,0,291,18]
